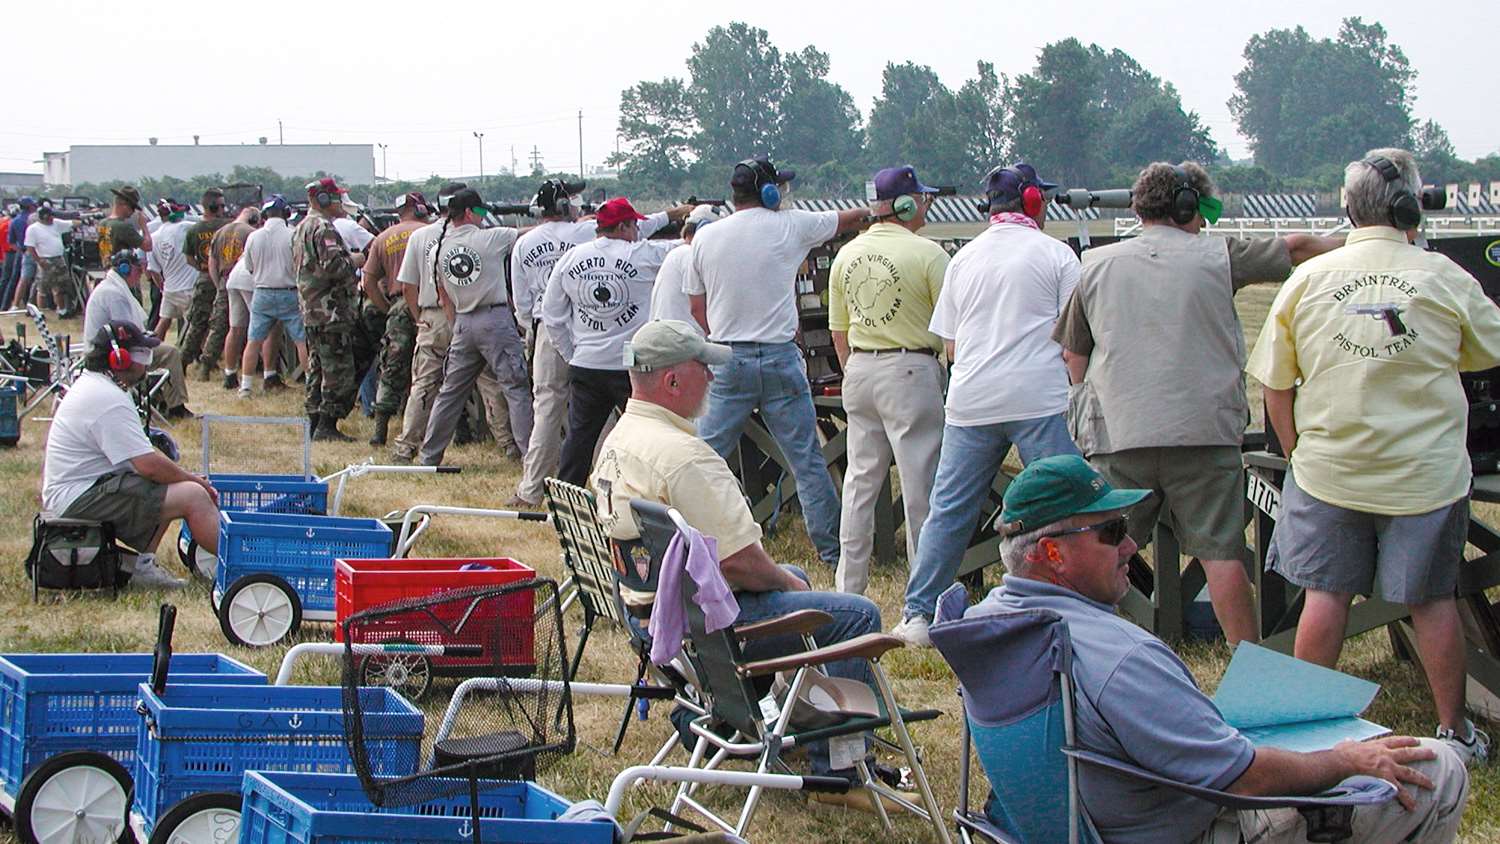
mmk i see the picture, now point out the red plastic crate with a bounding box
[334,558,536,673]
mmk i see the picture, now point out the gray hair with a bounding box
[999,524,1051,577]
[1344,148,1422,228]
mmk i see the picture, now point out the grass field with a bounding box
[1,288,1496,842]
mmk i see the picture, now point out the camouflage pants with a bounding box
[353,298,386,381]
[180,272,215,364]
[205,283,231,369]
[305,323,357,420]
[373,301,416,417]
[37,256,73,313]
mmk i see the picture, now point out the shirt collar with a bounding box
[1346,226,1410,246]
[624,398,696,435]
[1000,573,1118,614]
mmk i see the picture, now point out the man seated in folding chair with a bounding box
[956,454,1468,843]
[83,248,194,420]
[591,319,902,815]
[39,321,220,589]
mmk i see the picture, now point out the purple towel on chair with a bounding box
[649,525,739,664]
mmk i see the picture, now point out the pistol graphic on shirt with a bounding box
[1344,303,1409,337]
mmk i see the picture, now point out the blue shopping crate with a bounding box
[240,771,613,844]
[132,683,421,835]
[180,473,329,547]
[215,512,392,615]
[0,653,263,800]
[0,379,21,445]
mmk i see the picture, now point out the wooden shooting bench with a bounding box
[1244,451,1500,719]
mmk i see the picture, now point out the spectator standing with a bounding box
[181,188,232,374]
[6,197,36,309]
[22,205,77,317]
[291,178,360,441]
[361,191,429,446]
[239,195,307,396]
[210,205,262,389]
[148,201,199,343]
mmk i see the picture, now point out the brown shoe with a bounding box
[503,494,540,509]
[808,787,916,816]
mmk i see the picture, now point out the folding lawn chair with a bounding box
[611,499,951,842]
[927,584,1397,844]
[544,478,693,756]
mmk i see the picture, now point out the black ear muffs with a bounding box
[107,327,132,371]
[1169,165,1200,226]
[313,190,333,209]
[1363,155,1422,230]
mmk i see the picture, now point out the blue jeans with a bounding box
[0,251,18,306]
[903,414,1080,620]
[666,565,880,779]
[697,342,841,563]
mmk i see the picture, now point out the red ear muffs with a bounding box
[1022,184,1044,218]
[107,327,133,371]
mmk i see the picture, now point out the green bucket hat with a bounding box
[999,455,1150,536]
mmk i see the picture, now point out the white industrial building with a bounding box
[43,143,375,187]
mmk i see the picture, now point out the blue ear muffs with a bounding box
[760,182,781,211]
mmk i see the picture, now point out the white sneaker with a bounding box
[891,615,932,648]
[237,385,252,399]
[129,554,187,590]
[1437,720,1490,766]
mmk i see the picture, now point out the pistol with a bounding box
[1344,303,1408,337]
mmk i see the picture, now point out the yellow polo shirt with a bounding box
[1247,226,1500,513]
[828,223,948,352]
[592,399,763,605]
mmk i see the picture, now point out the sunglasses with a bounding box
[1041,515,1130,546]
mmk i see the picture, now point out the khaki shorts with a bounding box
[59,470,167,554]
[228,287,254,328]
[1091,445,1248,560]
[1267,473,1467,605]
[159,289,192,319]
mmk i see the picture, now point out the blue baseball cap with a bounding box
[261,194,289,214]
[984,162,1058,202]
[18,196,36,208]
[874,166,939,200]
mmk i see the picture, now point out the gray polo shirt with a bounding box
[968,575,1255,844]
[83,271,147,350]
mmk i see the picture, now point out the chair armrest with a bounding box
[737,633,905,677]
[1062,748,1396,810]
[734,610,833,642]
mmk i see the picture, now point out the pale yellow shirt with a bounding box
[827,223,948,352]
[592,399,763,605]
[1247,226,1500,513]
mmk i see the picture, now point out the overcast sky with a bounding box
[7,0,1494,185]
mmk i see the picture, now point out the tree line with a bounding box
[608,18,1500,199]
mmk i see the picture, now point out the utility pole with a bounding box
[278,119,283,145]
[377,143,388,181]
[510,145,517,176]
[577,109,584,180]
[529,146,543,175]
[473,131,485,182]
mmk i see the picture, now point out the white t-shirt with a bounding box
[226,259,255,291]
[333,217,374,253]
[242,218,295,289]
[397,220,444,308]
[650,244,701,333]
[147,220,200,293]
[510,213,669,323]
[930,223,1080,426]
[683,207,838,343]
[23,219,74,258]
[83,271,148,349]
[542,235,678,369]
[41,371,156,514]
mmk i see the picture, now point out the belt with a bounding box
[851,347,938,357]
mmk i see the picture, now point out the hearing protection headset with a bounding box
[106,324,133,371]
[892,194,919,222]
[1169,165,1201,226]
[532,180,572,217]
[737,159,782,210]
[307,180,336,210]
[984,165,1044,218]
[1362,155,1423,230]
[112,250,139,278]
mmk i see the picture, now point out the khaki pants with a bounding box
[515,323,570,502]
[1198,738,1468,844]
[835,351,945,595]
[150,343,189,409]
[392,307,511,459]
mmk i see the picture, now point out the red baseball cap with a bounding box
[595,197,646,229]
[305,177,348,196]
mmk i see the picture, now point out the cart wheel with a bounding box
[218,574,302,648]
[147,791,240,844]
[175,539,217,581]
[14,750,134,844]
[359,642,434,701]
